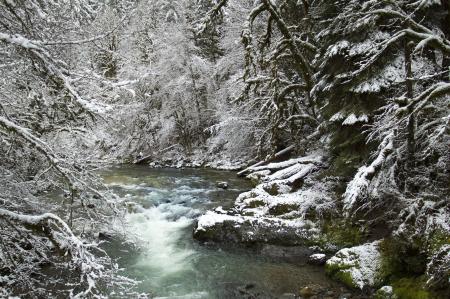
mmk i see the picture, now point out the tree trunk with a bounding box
[404,39,415,169]
[442,0,450,75]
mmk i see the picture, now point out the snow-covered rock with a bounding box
[325,240,385,290]
[193,211,320,245]
[193,155,338,247]
[216,181,229,189]
[308,253,327,265]
[426,244,450,290]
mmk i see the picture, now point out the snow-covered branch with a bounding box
[0,116,77,190]
[0,32,101,114]
[343,132,395,213]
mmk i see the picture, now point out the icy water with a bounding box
[100,165,346,299]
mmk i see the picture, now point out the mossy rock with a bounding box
[325,262,358,289]
[193,214,319,246]
[263,183,280,195]
[325,241,385,290]
[268,203,299,216]
[247,170,270,186]
[379,237,427,277]
[391,277,438,299]
[320,220,365,249]
[375,286,396,299]
[247,199,265,208]
[379,238,449,297]
[428,229,450,254]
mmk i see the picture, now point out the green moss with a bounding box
[325,261,352,273]
[336,270,358,289]
[123,157,133,163]
[392,277,436,299]
[249,178,260,186]
[379,238,427,277]
[263,183,280,195]
[268,203,299,216]
[428,230,450,254]
[325,262,358,289]
[320,220,365,248]
[379,238,398,279]
[378,238,448,299]
[374,287,395,299]
[247,199,265,208]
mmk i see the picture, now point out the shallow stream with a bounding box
[100,165,348,298]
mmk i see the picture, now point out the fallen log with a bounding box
[237,145,294,177]
[133,144,181,164]
[133,154,153,164]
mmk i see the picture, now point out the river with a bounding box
[99,165,347,298]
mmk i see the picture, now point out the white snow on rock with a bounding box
[326,240,384,290]
[196,211,244,231]
[342,113,369,126]
[308,253,327,265]
[247,170,271,183]
[234,177,335,220]
[194,154,335,245]
[310,253,326,260]
[195,211,315,233]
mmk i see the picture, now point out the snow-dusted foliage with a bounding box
[193,0,449,293]
[0,0,136,296]
[1,0,449,296]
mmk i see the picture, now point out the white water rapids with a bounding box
[101,166,344,298]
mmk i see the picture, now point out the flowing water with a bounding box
[100,165,347,299]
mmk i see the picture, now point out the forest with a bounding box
[0,0,449,298]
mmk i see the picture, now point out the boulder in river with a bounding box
[193,211,320,246]
[308,253,327,265]
[216,181,229,189]
[299,286,314,298]
[98,232,113,241]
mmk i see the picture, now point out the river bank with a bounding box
[185,153,449,298]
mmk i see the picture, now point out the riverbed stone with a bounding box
[216,181,229,189]
[308,253,327,265]
[299,286,314,298]
[280,293,296,299]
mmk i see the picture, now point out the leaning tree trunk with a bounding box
[404,38,415,171]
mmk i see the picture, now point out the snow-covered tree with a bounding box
[0,1,135,296]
